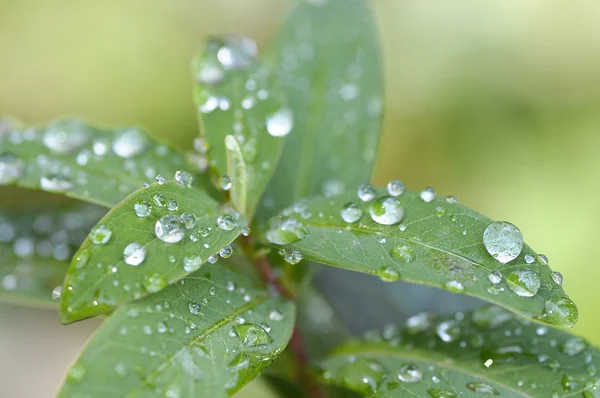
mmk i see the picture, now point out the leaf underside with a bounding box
[0,118,209,208]
[257,0,384,218]
[264,187,576,328]
[59,181,247,324]
[58,260,296,398]
[319,305,599,398]
[0,203,106,306]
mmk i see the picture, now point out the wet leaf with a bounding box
[263,187,577,328]
[319,305,600,398]
[58,261,295,398]
[257,0,384,218]
[192,37,287,219]
[0,118,209,208]
[59,180,246,324]
[0,204,105,306]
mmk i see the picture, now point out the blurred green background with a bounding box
[1,0,599,396]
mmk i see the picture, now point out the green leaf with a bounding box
[0,118,208,208]
[58,261,296,398]
[258,0,384,218]
[319,305,600,397]
[0,203,105,306]
[59,180,247,324]
[263,187,577,328]
[192,37,287,219]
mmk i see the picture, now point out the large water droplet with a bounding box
[232,323,272,347]
[506,269,540,297]
[544,297,578,328]
[123,242,146,266]
[369,196,403,225]
[466,382,499,395]
[89,225,112,245]
[266,108,293,137]
[483,221,523,264]
[155,215,185,243]
[112,128,146,158]
[340,202,363,223]
[0,153,24,184]
[143,273,167,293]
[397,364,423,382]
[265,216,308,245]
[390,244,416,263]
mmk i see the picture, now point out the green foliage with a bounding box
[319,305,599,397]
[0,0,595,397]
[58,261,295,398]
[60,180,247,324]
[262,188,576,328]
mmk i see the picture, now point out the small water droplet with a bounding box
[280,248,302,264]
[123,242,146,266]
[43,122,90,154]
[390,244,415,263]
[397,364,423,383]
[0,153,25,183]
[219,245,233,258]
[232,323,272,347]
[183,256,202,272]
[340,202,363,223]
[538,254,549,265]
[155,175,167,184]
[561,337,586,356]
[428,388,457,398]
[134,201,152,217]
[544,297,578,328]
[180,213,197,229]
[357,184,376,202]
[67,364,86,383]
[506,269,540,297]
[143,273,167,293]
[446,196,459,204]
[386,180,404,196]
[488,271,502,285]
[466,382,499,395]
[189,302,201,315]
[269,309,284,321]
[175,171,193,187]
[89,225,112,245]
[552,271,563,285]
[444,280,464,293]
[40,174,74,192]
[155,215,185,243]
[524,254,535,264]
[340,358,386,394]
[217,36,257,70]
[420,187,436,203]
[219,175,232,191]
[369,196,404,225]
[241,227,250,236]
[378,266,400,282]
[217,215,237,231]
[266,216,308,245]
[266,108,293,137]
[112,128,146,158]
[483,221,524,264]
[167,199,179,211]
[436,320,461,342]
[52,285,62,300]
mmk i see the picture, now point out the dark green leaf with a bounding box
[0,118,208,208]
[58,261,296,398]
[319,305,600,397]
[60,180,246,324]
[192,37,287,219]
[258,0,384,218]
[0,203,105,306]
[263,187,577,328]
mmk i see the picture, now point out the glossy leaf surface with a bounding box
[60,180,246,323]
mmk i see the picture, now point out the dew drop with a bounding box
[52,285,62,300]
[369,196,404,225]
[266,108,293,137]
[134,201,152,217]
[217,215,237,231]
[340,358,386,394]
[180,213,197,229]
[444,280,465,293]
[390,244,415,263]
[219,175,232,191]
[420,187,436,203]
[89,225,112,245]
[552,271,563,285]
[561,337,586,356]
[386,180,404,196]
[175,170,193,187]
[544,297,578,328]
[524,254,535,264]
[340,202,363,223]
[183,256,202,272]
[265,216,308,245]
[466,382,499,395]
[378,266,400,282]
[436,320,461,342]
[152,193,166,207]
[428,389,457,398]
[155,175,167,184]
[167,199,179,211]
[219,245,233,259]
[155,215,185,243]
[142,273,167,293]
[40,174,74,192]
[232,323,272,347]
[113,128,146,158]
[189,302,201,315]
[43,122,89,154]
[506,269,540,297]
[483,221,524,264]
[269,309,284,321]
[123,243,146,266]
[488,271,502,285]
[67,364,86,383]
[357,184,376,202]
[397,364,423,383]
[0,153,24,183]
[281,249,302,264]
[217,36,257,70]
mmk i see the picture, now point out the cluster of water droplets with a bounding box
[321,305,597,397]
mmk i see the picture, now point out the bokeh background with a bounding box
[1,0,599,396]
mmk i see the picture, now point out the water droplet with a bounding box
[67,364,86,383]
[436,320,461,342]
[340,358,386,394]
[340,202,363,223]
[506,269,540,297]
[167,199,179,211]
[89,225,112,245]
[466,382,499,395]
[428,389,457,398]
[217,215,237,231]
[434,206,447,217]
[0,153,24,183]
[217,36,257,70]
[241,227,250,236]
[266,108,293,137]
[406,312,432,334]
[189,302,201,315]
[219,245,233,258]
[544,297,578,328]
[378,266,400,282]
[561,337,586,356]
[219,175,232,191]
[152,193,166,207]
[397,364,423,383]
[113,128,146,158]
[52,285,62,300]
[232,323,272,347]
[357,184,376,202]
[43,122,89,154]
[121,242,146,266]
[269,309,284,321]
[196,61,224,85]
[143,273,167,293]
[155,215,185,243]
[281,249,302,264]
[134,201,152,217]
[483,221,524,264]
[387,180,405,196]
[420,187,436,203]
[488,271,502,285]
[180,213,197,229]
[538,254,549,265]
[369,196,404,225]
[265,216,308,245]
[183,256,202,273]
[74,249,90,269]
[207,254,218,264]
[524,254,535,264]
[444,280,465,293]
[155,175,167,184]
[175,171,193,187]
[552,271,563,285]
[446,196,459,204]
[390,244,415,263]
[40,174,74,192]
[472,306,513,329]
